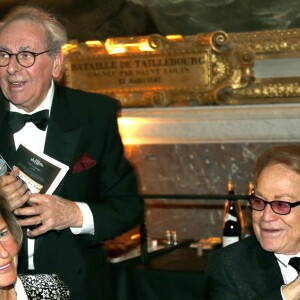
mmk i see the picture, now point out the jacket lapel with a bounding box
[0,95,17,166]
[251,239,284,291]
[44,84,83,169]
[35,84,83,251]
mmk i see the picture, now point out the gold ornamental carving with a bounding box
[62,31,254,107]
[218,29,300,105]
[228,29,300,57]
[62,28,300,107]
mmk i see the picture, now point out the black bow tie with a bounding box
[8,109,49,133]
[289,257,300,272]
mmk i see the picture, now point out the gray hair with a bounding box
[0,5,68,53]
[253,145,300,187]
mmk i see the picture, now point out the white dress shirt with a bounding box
[15,276,28,300]
[9,81,94,270]
[275,253,300,299]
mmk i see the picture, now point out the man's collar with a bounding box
[275,252,300,268]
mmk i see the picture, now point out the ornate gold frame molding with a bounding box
[225,29,300,104]
[62,29,300,107]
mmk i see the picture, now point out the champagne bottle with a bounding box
[222,179,243,247]
[243,181,254,238]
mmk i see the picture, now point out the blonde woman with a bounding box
[0,197,70,299]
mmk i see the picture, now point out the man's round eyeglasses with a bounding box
[248,194,300,215]
[0,50,51,68]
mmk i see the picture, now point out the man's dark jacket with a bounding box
[0,84,144,299]
[205,235,284,300]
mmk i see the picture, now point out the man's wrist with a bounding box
[70,202,95,235]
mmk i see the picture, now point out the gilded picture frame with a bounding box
[62,29,300,107]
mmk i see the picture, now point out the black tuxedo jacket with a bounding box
[205,235,284,300]
[0,84,143,300]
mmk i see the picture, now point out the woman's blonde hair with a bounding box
[0,197,23,248]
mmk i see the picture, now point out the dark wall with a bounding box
[0,0,158,41]
[1,0,300,42]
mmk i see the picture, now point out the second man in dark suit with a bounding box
[205,145,300,299]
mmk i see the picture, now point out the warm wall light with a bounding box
[105,37,155,54]
[118,105,300,146]
[166,35,183,40]
[85,40,103,47]
[130,233,140,240]
[61,42,78,55]
[118,117,146,145]
[138,41,155,52]
[105,39,126,54]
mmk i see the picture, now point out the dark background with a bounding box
[1,0,300,41]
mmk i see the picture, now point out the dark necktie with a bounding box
[289,257,300,272]
[8,110,49,133]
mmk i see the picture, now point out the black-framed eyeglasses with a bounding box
[0,50,51,68]
[248,194,300,215]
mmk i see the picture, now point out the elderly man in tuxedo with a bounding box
[205,145,300,300]
[0,5,143,300]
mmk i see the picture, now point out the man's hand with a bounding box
[0,166,31,211]
[282,274,300,300]
[14,194,83,237]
